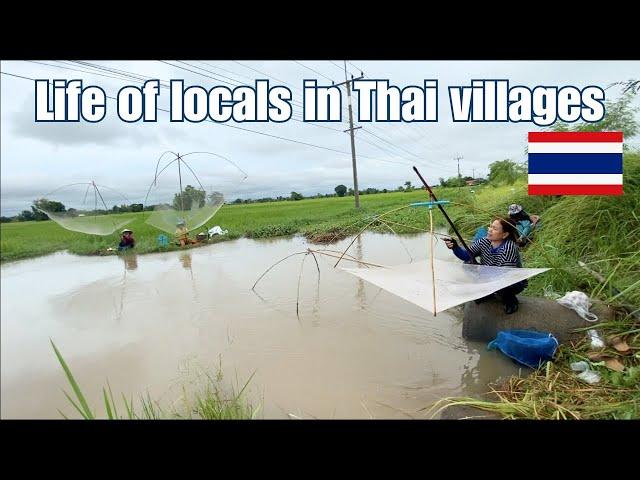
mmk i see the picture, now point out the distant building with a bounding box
[466,178,486,186]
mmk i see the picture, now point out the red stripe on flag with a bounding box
[528,132,623,143]
[528,185,623,195]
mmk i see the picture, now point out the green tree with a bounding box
[552,91,638,139]
[173,185,206,211]
[33,198,66,213]
[31,198,66,221]
[17,210,34,222]
[487,159,527,185]
[334,184,347,197]
[439,176,466,187]
[290,191,304,201]
[609,79,639,96]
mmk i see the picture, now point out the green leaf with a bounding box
[103,387,114,420]
[51,340,94,419]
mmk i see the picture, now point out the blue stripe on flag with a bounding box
[528,153,623,174]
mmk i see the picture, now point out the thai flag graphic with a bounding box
[528,132,623,195]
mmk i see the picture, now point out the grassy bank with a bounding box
[0,181,556,263]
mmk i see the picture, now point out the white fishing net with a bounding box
[343,259,549,314]
[35,182,135,236]
[143,151,247,235]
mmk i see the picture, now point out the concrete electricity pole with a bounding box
[455,154,464,178]
[334,62,363,209]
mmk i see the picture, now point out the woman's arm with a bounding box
[452,245,471,261]
[445,238,480,262]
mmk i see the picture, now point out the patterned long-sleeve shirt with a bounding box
[452,237,522,267]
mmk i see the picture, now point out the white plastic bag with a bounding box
[556,291,598,322]
[208,226,228,237]
[577,370,601,384]
[571,360,601,384]
[587,329,605,348]
[570,361,590,372]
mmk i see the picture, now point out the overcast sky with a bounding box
[1,60,639,215]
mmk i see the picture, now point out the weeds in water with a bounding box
[51,340,258,420]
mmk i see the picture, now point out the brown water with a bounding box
[1,233,520,419]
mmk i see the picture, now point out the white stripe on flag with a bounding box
[528,143,623,154]
[528,174,623,185]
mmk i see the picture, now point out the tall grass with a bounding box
[524,152,640,307]
[51,340,258,420]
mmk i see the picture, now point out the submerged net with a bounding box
[143,151,247,235]
[35,182,135,236]
[343,258,549,314]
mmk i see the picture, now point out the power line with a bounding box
[356,136,412,166]
[174,60,246,86]
[159,60,240,88]
[360,128,422,160]
[199,61,263,85]
[328,60,344,71]
[1,70,400,164]
[230,60,352,116]
[4,64,456,183]
[163,60,306,110]
[328,60,357,78]
[293,61,335,83]
[173,61,453,174]
[232,60,301,93]
[24,60,148,85]
[347,61,364,74]
[23,60,446,171]
[18,61,326,135]
[71,61,168,86]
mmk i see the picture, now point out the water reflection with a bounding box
[116,252,139,322]
[122,252,138,271]
[179,252,200,304]
[1,233,521,419]
[180,252,192,270]
[354,236,366,310]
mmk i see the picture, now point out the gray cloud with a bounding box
[10,98,190,148]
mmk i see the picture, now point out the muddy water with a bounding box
[1,233,520,419]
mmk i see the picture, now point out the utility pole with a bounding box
[454,154,463,178]
[472,168,475,179]
[334,62,363,209]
